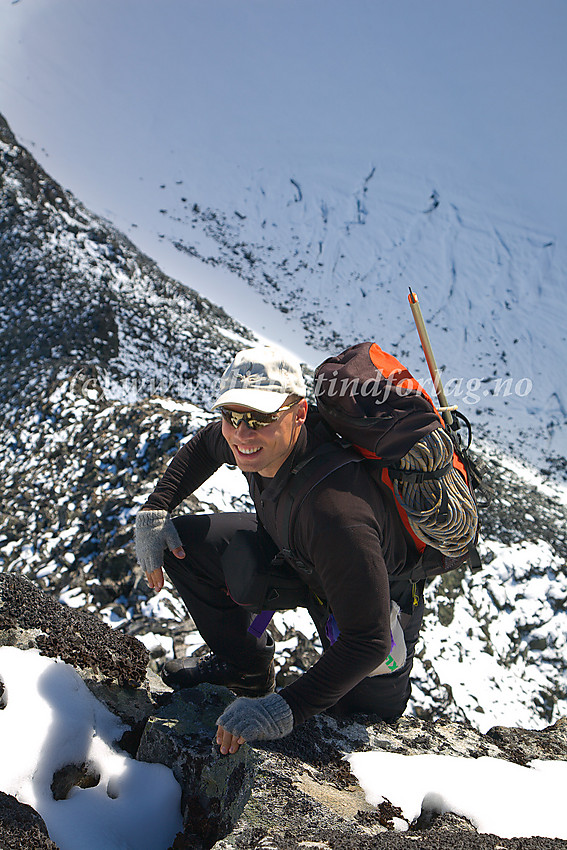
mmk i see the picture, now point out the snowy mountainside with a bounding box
[158,161,567,473]
[1,114,566,732]
[0,113,253,411]
[0,110,253,602]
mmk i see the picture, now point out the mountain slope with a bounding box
[1,114,566,732]
[0,113,253,412]
[0,111,253,615]
[1,0,565,475]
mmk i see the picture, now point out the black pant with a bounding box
[163,512,424,721]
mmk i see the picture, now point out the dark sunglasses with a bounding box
[219,401,297,430]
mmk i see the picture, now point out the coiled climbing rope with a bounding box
[392,428,478,558]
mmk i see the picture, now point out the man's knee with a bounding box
[170,512,257,553]
[163,512,260,593]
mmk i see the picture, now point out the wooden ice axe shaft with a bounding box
[408,287,454,428]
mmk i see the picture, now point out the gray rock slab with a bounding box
[138,684,257,848]
[210,712,567,850]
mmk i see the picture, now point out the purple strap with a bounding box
[250,611,396,654]
[325,614,341,645]
[248,610,275,638]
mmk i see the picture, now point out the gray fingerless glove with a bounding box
[216,693,294,742]
[135,509,182,573]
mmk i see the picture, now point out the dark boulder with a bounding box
[0,792,59,850]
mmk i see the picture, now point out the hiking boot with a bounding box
[161,652,276,697]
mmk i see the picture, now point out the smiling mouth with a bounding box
[235,446,262,456]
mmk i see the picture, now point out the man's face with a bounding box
[220,399,308,478]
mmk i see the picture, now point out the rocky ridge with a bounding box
[0,112,252,411]
[2,572,567,850]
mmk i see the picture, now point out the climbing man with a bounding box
[135,344,425,754]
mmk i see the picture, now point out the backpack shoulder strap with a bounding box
[277,442,364,563]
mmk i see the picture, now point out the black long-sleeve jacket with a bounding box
[144,411,420,725]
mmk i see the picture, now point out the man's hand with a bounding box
[145,545,185,591]
[216,725,246,755]
[215,693,294,755]
[146,567,165,591]
[135,510,185,589]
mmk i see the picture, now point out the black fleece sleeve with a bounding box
[279,466,393,725]
[143,420,234,512]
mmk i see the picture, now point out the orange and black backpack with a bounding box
[276,341,483,583]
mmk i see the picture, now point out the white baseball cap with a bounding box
[211,345,306,413]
